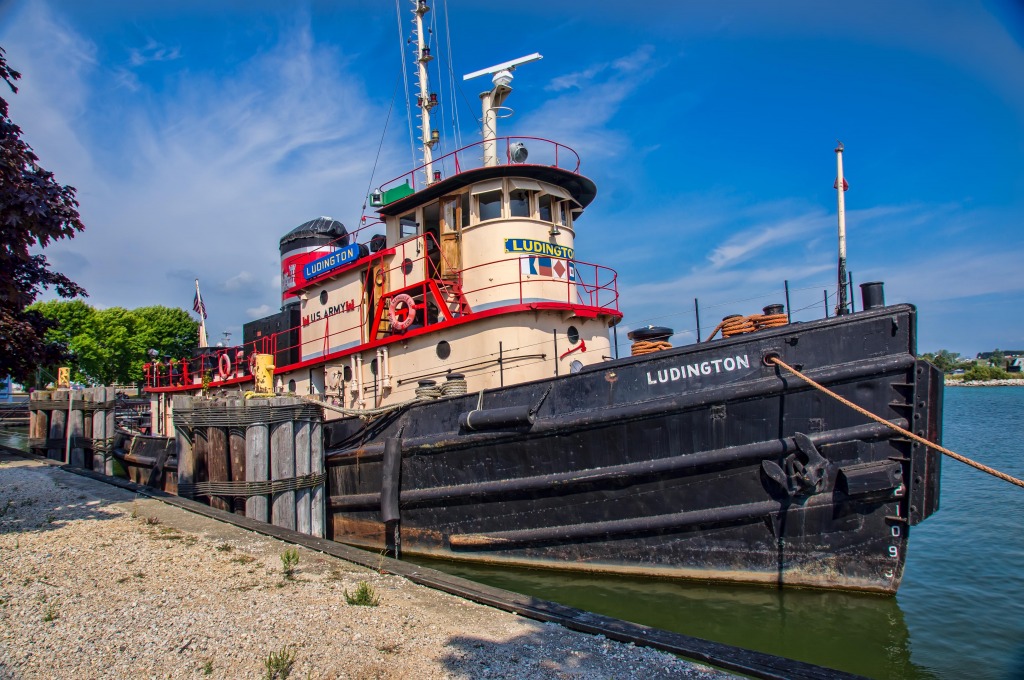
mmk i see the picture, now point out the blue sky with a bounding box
[2,0,1023,357]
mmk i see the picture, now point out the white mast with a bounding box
[464,53,542,167]
[412,0,437,184]
[835,142,849,315]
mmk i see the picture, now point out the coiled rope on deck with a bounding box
[768,356,1024,489]
[631,340,673,356]
[707,313,789,341]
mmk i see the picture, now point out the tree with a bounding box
[30,300,198,385]
[0,46,87,383]
[919,349,963,373]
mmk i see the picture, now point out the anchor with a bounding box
[761,432,832,497]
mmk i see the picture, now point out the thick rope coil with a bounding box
[415,383,443,399]
[706,312,789,341]
[631,340,673,356]
[440,377,468,396]
[769,356,1024,489]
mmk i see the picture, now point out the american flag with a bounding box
[193,291,207,319]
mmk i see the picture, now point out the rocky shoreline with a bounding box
[944,378,1024,387]
[0,454,730,679]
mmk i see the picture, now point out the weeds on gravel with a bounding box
[42,603,59,622]
[144,516,160,526]
[216,543,233,552]
[344,581,380,607]
[231,554,256,565]
[202,659,214,675]
[263,646,296,680]
[45,514,55,524]
[281,548,299,580]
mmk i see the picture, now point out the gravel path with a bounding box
[0,454,732,679]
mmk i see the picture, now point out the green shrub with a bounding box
[344,581,380,607]
[960,365,1011,381]
[263,646,295,680]
[280,548,299,580]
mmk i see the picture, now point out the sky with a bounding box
[2,0,1023,358]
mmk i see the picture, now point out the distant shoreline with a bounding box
[944,378,1024,387]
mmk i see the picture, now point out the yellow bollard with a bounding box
[253,354,275,394]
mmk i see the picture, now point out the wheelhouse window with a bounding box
[509,189,531,218]
[509,179,541,219]
[471,179,504,223]
[399,211,418,238]
[477,191,502,220]
[538,194,553,222]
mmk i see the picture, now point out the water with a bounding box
[0,425,28,451]
[411,388,1024,679]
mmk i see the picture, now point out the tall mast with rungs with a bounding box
[413,0,436,184]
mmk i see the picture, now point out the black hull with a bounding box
[323,304,942,594]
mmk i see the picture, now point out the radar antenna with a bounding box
[462,53,542,167]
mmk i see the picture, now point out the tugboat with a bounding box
[143,0,942,593]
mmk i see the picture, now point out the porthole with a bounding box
[319,290,328,305]
[402,258,414,275]
[343,365,353,381]
[570,359,584,374]
[567,325,580,345]
[287,379,296,393]
[436,340,451,360]
[370,358,378,375]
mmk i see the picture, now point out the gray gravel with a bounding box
[0,455,733,679]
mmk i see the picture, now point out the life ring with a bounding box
[218,353,232,380]
[388,293,416,332]
[248,352,259,375]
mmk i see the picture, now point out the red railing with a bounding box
[144,236,618,391]
[377,136,582,195]
[457,255,619,311]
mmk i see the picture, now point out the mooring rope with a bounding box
[769,356,1024,489]
[631,340,673,356]
[707,313,789,342]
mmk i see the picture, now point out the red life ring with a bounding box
[218,353,232,380]
[388,293,416,332]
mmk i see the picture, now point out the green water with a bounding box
[411,388,1024,679]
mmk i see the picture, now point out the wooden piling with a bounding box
[105,388,116,476]
[270,398,296,531]
[207,425,231,512]
[31,391,51,456]
[92,388,107,473]
[310,418,325,538]
[173,396,194,496]
[245,412,270,522]
[48,390,67,462]
[294,419,311,535]
[193,425,209,498]
[68,389,85,468]
[82,389,94,468]
[229,397,246,515]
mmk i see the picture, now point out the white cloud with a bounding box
[246,304,272,319]
[222,271,257,293]
[1,5,396,340]
[127,38,181,67]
